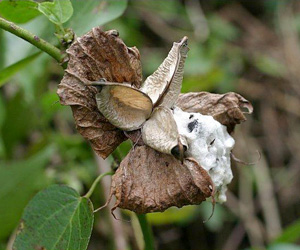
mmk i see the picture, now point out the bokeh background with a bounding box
[0,0,300,250]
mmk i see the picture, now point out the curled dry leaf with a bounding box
[57,27,143,158]
[140,36,189,108]
[110,145,214,214]
[176,92,253,133]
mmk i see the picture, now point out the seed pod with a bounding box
[140,37,189,108]
[110,145,214,214]
[89,81,153,131]
[142,107,187,160]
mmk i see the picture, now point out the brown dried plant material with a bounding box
[142,107,187,159]
[57,27,143,158]
[110,146,214,214]
[140,37,189,108]
[176,92,253,133]
[94,82,153,131]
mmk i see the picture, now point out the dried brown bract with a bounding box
[57,27,143,158]
[176,92,253,133]
[110,146,214,214]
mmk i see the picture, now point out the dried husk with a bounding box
[140,37,189,108]
[95,83,153,131]
[110,145,214,214]
[142,107,187,155]
[176,92,253,133]
[57,27,143,158]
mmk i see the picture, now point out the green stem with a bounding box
[84,172,113,199]
[136,214,155,250]
[0,17,64,63]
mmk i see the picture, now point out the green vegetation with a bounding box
[0,0,299,250]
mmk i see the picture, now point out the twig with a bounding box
[185,0,209,42]
[225,192,266,249]
[238,166,265,247]
[0,17,64,63]
[222,223,245,250]
[94,154,128,250]
[249,140,282,240]
[235,130,282,241]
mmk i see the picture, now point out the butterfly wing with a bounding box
[93,82,153,131]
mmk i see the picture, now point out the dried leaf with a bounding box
[93,82,153,131]
[110,145,214,214]
[58,27,143,158]
[124,130,145,146]
[142,107,187,159]
[176,92,253,133]
[140,37,189,108]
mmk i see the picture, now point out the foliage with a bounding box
[0,0,300,250]
[13,185,94,250]
[0,0,41,24]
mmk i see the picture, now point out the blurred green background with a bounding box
[0,0,300,250]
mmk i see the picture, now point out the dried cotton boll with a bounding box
[173,107,235,203]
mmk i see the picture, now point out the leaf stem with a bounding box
[136,214,155,250]
[0,17,65,63]
[84,172,113,199]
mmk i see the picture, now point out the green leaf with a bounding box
[13,185,94,250]
[274,219,300,244]
[0,0,41,24]
[38,0,73,25]
[0,147,53,240]
[67,0,128,36]
[0,52,41,87]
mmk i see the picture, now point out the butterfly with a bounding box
[85,37,189,162]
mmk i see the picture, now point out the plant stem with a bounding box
[84,171,113,199]
[0,17,64,63]
[136,214,155,250]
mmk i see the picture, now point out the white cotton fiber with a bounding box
[173,107,235,202]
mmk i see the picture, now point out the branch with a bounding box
[0,17,65,63]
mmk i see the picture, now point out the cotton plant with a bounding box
[58,28,253,216]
